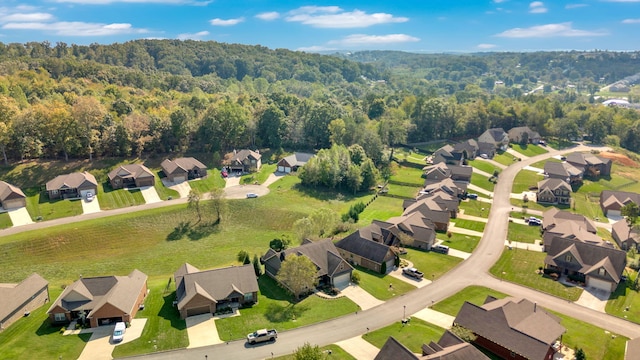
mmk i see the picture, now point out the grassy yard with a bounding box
[553,311,627,360]
[112,277,188,358]
[509,144,548,157]
[606,272,640,324]
[401,249,463,280]
[545,138,575,150]
[0,212,12,228]
[459,199,491,217]
[187,169,226,194]
[393,148,428,167]
[152,176,180,200]
[215,276,359,341]
[274,344,355,360]
[492,152,518,166]
[363,317,445,353]
[384,185,419,199]
[241,164,277,185]
[98,182,145,210]
[358,195,404,225]
[436,232,481,253]
[432,286,507,316]
[511,198,567,212]
[451,218,486,232]
[490,248,583,301]
[24,188,83,221]
[467,159,501,176]
[353,266,415,301]
[512,170,544,194]
[507,222,542,244]
[470,173,495,192]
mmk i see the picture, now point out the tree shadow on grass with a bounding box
[35,318,62,336]
[258,276,294,301]
[158,293,186,331]
[187,219,221,240]
[264,302,309,323]
[166,221,191,241]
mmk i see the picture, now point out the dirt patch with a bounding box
[599,152,639,167]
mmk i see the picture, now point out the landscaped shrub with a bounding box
[543,268,560,276]
[237,250,250,264]
[380,261,387,274]
[351,271,360,284]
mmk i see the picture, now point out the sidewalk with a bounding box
[448,223,484,238]
[504,240,544,252]
[457,212,488,223]
[466,184,493,197]
[335,336,380,360]
[411,308,455,329]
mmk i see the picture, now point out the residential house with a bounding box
[478,128,509,151]
[174,264,258,318]
[508,126,541,144]
[422,178,467,199]
[612,220,640,251]
[477,142,497,159]
[277,152,314,173]
[453,296,565,360]
[566,152,612,178]
[422,163,473,183]
[161,157,207,183]
[541,208,600,251]
[0,273,49,331]
[545,237,626,292]
[543,161,584,184]
[600,190,640,216]
[453,139,479,160]
[336,229,397,273]
[0,181,27,210]
[108,164,155,189]
[374,212,437,250]
[46,172,98,200]
[403,196,454,232]
[375,331,490,360]
[48,269,147,327]
[431,145,464,166]
[536,178,571,205]
[227,149,261,173]
[263,239,353,289]
[415,188,460,218]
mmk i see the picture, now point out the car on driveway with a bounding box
[246,192,258,198]
[480,154,489,159]
[467,193,478,200]
[221,170,228,178]
[85,192,95,202]
[112,322,126,343]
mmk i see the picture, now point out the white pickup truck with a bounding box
[247,328,277,344]
[402,267,424,279]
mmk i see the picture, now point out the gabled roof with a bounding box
[174,264,258,310]
[537,178,571,193]
[0,180,26,202]
[262,239,352,278]
[544,162,583,178]
[279,152,314,168]
[601,190,640,210]
[453,139,479,153]
[48,269,147,318]
[0,273,48,322]
[480,128,508,143]
[542,208,597,234]
[566,152,611,167]
[375,336,419,360]
[231,149,261,163]
[545,237,626,283]
[336,230,395,264]
[108,164,154,181]
[433,145,464,163]
[423,178,467,196]
[612,220,640,246]
[422,330,491,360]
[508,126,541,142]
[454,296,565,360]
[46,171,98,191]
[382,212,436,245]
[160,157,207,175]
[403,198,452,225]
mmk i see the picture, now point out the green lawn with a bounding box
[0,212,12,228]
[273,344,355,360]
[187,169,226,194]
[358,195,404,225]
[606,272,640,324]
[112,278,188,358]
[509,144,548,157]
[215,276,359,341]
[451,218,486,232]
[401,249,463,280]
[98,182,145,210]
[467,159,501,176]
[490,248,583,301]
[512,170,544,194]
[553,311,627,360]
[597,227,614,242]
[531,157,561,169]
[507,222,541,244]
[152,174,180,200]
[0,287,91,360]
[436,232,481,253]
[546,138,575,150]
[241,164,277,185]
[363,317,445,353]
[353,266,415,300]
[393,148,428,167]
[511,198,567,212]
[389,164,425,187]
[459,200,491,217]
[24,188,83,221]
[384,185,419,199]
[432,286,507,316]
[492,152,518,166]
[470,173,495,192]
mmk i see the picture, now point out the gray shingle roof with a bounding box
[161,157,207,175]
[544,162,583,178]
[537,178,571,192]
[0,273,48,323]
[279,152,314,168]
[46,171,98,191]
[108,164,154,181]
[231,149,261,162]
[336,230,395,264]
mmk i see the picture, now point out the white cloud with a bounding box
[529,1,547,13]
[477,43,498,49]
[493,0,508,3]
[496,22,607,38]
[565,3,588,9]
[54,0,211,4]
[209,17,244,26]
[622,18,640,23]
[329,34,419,46]
[1,12,54,22]
[2,21,148,36]
[286,7,408,28]
[255,11,279,21]
[177,30,209,40]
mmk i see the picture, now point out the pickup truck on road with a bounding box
[402,267,424,279]
[247,329,277,344]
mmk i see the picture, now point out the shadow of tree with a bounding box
[158,293,186,330]
[35,318,62,336]
[264,303,309,323]
[166,221,191,241]
[187,219,221,240]
[257,276,293,301]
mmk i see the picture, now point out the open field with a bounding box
[357,195,404,225]
[511,170,544,194]
[388,165,424,186]
[384,184,419,199]
[509,144,548,157]
[436,232,481,253]
[507,222,541,244]
[363,317,445,353]
[401,249,463,280]
[354,266,415,300]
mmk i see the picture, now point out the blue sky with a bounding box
[1,0,640,53]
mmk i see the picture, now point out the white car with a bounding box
[480,154,489,159]
[85,192,95,202]
[246,193,258,198]
[112,322,126,343]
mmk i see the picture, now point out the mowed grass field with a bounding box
[509,144,548,157]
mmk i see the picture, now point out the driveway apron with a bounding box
[335,336,380,360]
[186,314,223,348]
[411,308,455,329]
[7,207,33,226]
[82,198,101,214]
[340,284,384,311]
[140,186,162,204]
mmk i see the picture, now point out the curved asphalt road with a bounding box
[126,143,640,360]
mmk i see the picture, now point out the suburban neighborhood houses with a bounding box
[4,130,640,360]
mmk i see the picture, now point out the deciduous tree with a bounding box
[276,254,317,299]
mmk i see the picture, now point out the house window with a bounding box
[244,293,253,302]
[565,254,572,262]
[54,313,66,322]
[599,268,606,276]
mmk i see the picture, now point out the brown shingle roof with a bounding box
[108,164,154,181]
[537,178,571,193]
[0,180,25,202]
[0,273,48,323]
[336,230,395,264]
[263,239,353,278]
[161,157,207,175]
[46,171,98,191]
[231,149,261,162]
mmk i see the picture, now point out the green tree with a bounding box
[209,187,227,224]
[257,105,285,148]
[237,250,250,264]
[622,202,640,227]
[187,189,202,224]
[294,342,323,360]
[0,95,17,165]
[574,348,586,360]
[276,254,317,299]
[252,254,262,276]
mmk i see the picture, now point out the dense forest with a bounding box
[1,39,640,167]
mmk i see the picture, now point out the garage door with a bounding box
[588,277,612,292]
[187,306,210,317]
[384,259,395,274]
[3,199,24,209]
[285,167,291,173]
[80,189,93,198]
[607,210,621,217]
[173,176,186,183]
[278,166,285,172]
[333,272,351,289]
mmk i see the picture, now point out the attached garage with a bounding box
[172,176,186,183]
[607,210,621,217]
[80,189,94,198]
[2,198,25,210]
[186,306,210,317]
[332,272,351,289]
[384,258,395,274]
[587,277,614,292]
[98,316,123,326]
[277,165,286,172]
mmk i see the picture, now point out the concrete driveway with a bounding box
[224,175,241,188]
[223,184,270,199]
[186,314,223,348]
[341,284,384,311]
[411,308,455,329]
[388,267,432,288]
[140,186,162,204]
[335,336,380,360]
[77,319,147,360]
[576,287,610,312]
[262,173,284,187]
[7,207,33,226]
[82,197,101,214]
[161,179,192,198]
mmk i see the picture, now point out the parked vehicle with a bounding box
[432,244,450,254]
[85,192,95,202]
[467,193,478,200]
[247,328,277,344]
[246,192,258,198]
[112,322,126,343]
[528,218,542,226]
[221,170,228,178]
[402,267,424,279]
[480,154,489,159]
